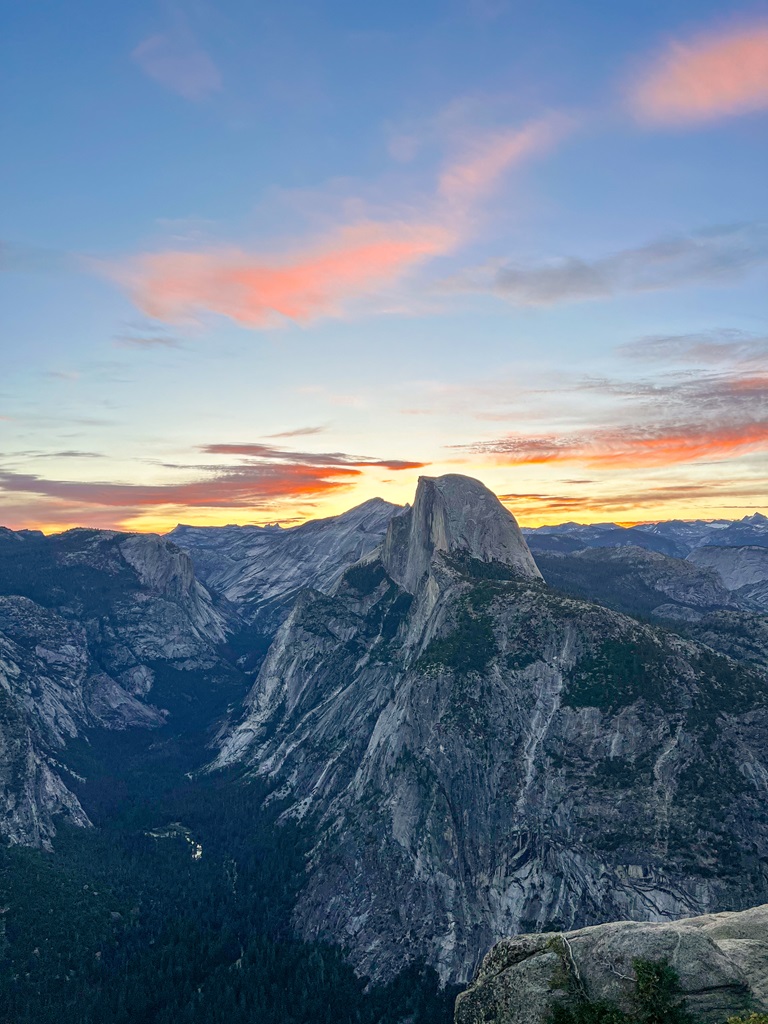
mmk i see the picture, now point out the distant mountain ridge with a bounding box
[523,512,768,557]
[169,498,400,638]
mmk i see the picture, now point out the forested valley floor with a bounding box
[0,683,458,1024]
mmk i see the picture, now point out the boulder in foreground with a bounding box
[455,903,768,1024]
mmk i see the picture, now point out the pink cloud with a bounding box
[631,23,768,124]
[438,116,566,206]
[199,442,426,470]
[132,29,221,101]
[119,116,562,329]
[127,221,454,327]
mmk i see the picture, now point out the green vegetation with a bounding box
[0,601,458,1024]
[631,959,695,1024]
[686,649,768,728]
[535,553,672,621]
[563,636,677,714]
[416,564,533,675]
[550,956,695,1024]
[444,553,533,582]
[0,531,141,613]
[0,762,459,1024]
[344,560,388,596]
[418,603,497,674]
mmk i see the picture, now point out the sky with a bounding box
[1,0,767,533]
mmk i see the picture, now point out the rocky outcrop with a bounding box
[0,527,233,846]
[455,903,768,1024]
[380,475,541,594]
[214,475,768,984]
[688,546,768,612]
[169,498,400,635]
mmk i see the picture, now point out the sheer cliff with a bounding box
[169,498,401,636]
[0,527,233,846]
[215,475,768,984]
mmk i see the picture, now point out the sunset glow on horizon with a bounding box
[2,2,767,535]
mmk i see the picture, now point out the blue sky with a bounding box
[2,0,767,531]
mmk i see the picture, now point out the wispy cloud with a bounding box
[448,222,768,306]
[437,116,566,209]
[132,21,221,101]
[199,442,425,471]
[455,357,768,470]
[0,464,356,510]
[36,450,105,460]
[45,370,81,381]
[501,479,768,518]
[125,221,455,327]
[114,333,182,349]
[265,425,327,439]
[117,115,567,329]
[461,419,768,469]
[618,329,768,367]
[630,22,768,125]
[0,442,427,530]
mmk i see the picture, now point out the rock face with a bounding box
[535,545,733,620]
[455,903,768,1024]
[534,545,768,674]
[0,527,231,846]
[688,545,768,612]
[380,475,541,594]
[215,475,768,984]
[169,498,400,635]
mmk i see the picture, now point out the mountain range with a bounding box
[1,475,767,995]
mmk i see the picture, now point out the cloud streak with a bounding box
[466,419,768,469]
[199,442,425,471]
[114,333,181,350]
[450,223,768,306]
[501,479,768,518]
[455,355,768,470]
[437,116,566,207]
[619,329,768,367]
[631,22,768,125]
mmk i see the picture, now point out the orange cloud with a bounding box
[0,442,428,531]
[120,116,563,328]
[459,419,768,470]
[500,478,768,521]
[0,464,359,511]
[632,23,768,124]
[128,221,454,327]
